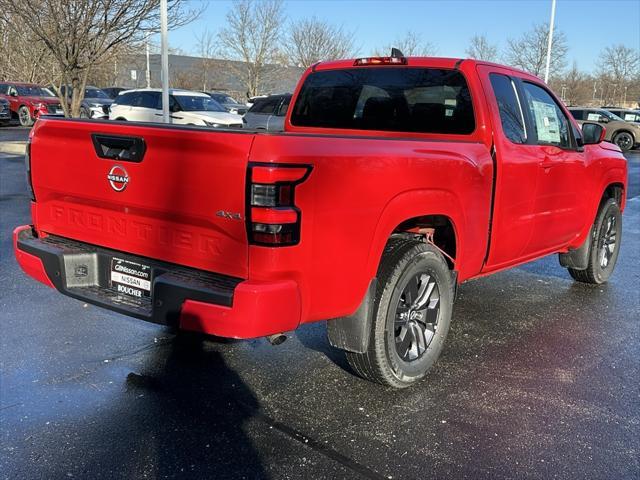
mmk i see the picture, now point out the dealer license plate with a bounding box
[110,257,152,298]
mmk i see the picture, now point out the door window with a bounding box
[522,82,571,148]
[489,74,526,144]
[250,96,280,115]
[276,96,291,117]
[569,109,584,120]
[586,111,603,122]
[139,92,159,109]
[0,84,7,95]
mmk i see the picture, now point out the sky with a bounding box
[169,0,640,73]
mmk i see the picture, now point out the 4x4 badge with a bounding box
[107,165,129,192]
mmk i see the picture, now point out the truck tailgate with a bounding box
[29,119,253,279]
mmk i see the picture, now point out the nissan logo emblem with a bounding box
[107,165,129,192]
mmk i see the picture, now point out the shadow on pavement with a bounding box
[88,333,268,479]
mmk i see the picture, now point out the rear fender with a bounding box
[365,189,464,283]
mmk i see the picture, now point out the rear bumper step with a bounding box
[14,226,302,338]
[14,226,241,325]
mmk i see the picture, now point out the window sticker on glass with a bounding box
[587,113,601,121]
[532,101,560,143]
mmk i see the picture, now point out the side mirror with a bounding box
[581,122,606,145]
[170,103,181,113]
[9,91,17,97]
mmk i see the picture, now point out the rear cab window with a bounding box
[290,67,475,134]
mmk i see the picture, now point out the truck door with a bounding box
[477,67,543,268]
[517,80,587,251]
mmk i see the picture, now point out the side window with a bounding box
[521,82,571,149]
[139,92,158,109]
[586,110,606,122]
[489,73,526,144]
[251,97,279,115]
[169,95,180,112]
[115,92,129,105]
[569,109,584,120]
[276,96,291,117]
[0,84,7,95]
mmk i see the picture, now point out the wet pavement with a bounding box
[1,125,639,479]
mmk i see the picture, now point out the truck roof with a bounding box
[312,56,538,81]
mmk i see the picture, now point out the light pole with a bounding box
[544,0,557,84]
[561,84,566,103]
[145,39,151,89]
[160,0,170,123]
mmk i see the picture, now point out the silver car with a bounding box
[242,94,291,131]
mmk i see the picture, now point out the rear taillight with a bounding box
[25,140,35,201]
[247,163,312,246]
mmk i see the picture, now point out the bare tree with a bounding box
[465,35,498,62]
[597,44,639,106]
[196,29,218,91]
[0,0,198,117]
[374,30,436,57]
[285,17,356,68]
[504,23,568,78]
[548,61,592,106]
[218,0,285,97]
[0,12,58,84]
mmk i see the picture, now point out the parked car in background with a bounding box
[246,94,267,107]
[0,98,11,126]
[0,82,63,126]
[57,85,113,119]
[207,92,248,115]
[101,87,125,100]
[568,107,640,151]
[603,107,640,124]
[109,89,243,127]
[242,93,291,131]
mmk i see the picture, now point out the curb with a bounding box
[0,141,26,155]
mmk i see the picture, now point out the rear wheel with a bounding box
[568,198,622,284]
[346,238,454,388]
[612,131,634,152]
[18,106,33,127]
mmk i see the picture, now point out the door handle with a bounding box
[91,134,146,162]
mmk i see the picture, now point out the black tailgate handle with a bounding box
[91,134,146,162]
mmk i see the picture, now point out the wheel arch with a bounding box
[365,189,465,283]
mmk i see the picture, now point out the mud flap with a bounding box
[327,279,377,354]
[559,226,593,270]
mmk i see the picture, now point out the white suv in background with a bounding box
[109,89,243,127]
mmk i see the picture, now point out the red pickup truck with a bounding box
[14,55,627,388]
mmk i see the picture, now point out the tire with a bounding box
[18,106,33,127]
[568,197,622,284]
[612,131,634,152]
[346,237,454,388]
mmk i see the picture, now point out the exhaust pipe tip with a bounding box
[266,333,287,346]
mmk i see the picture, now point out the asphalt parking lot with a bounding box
[1,125,639,479]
